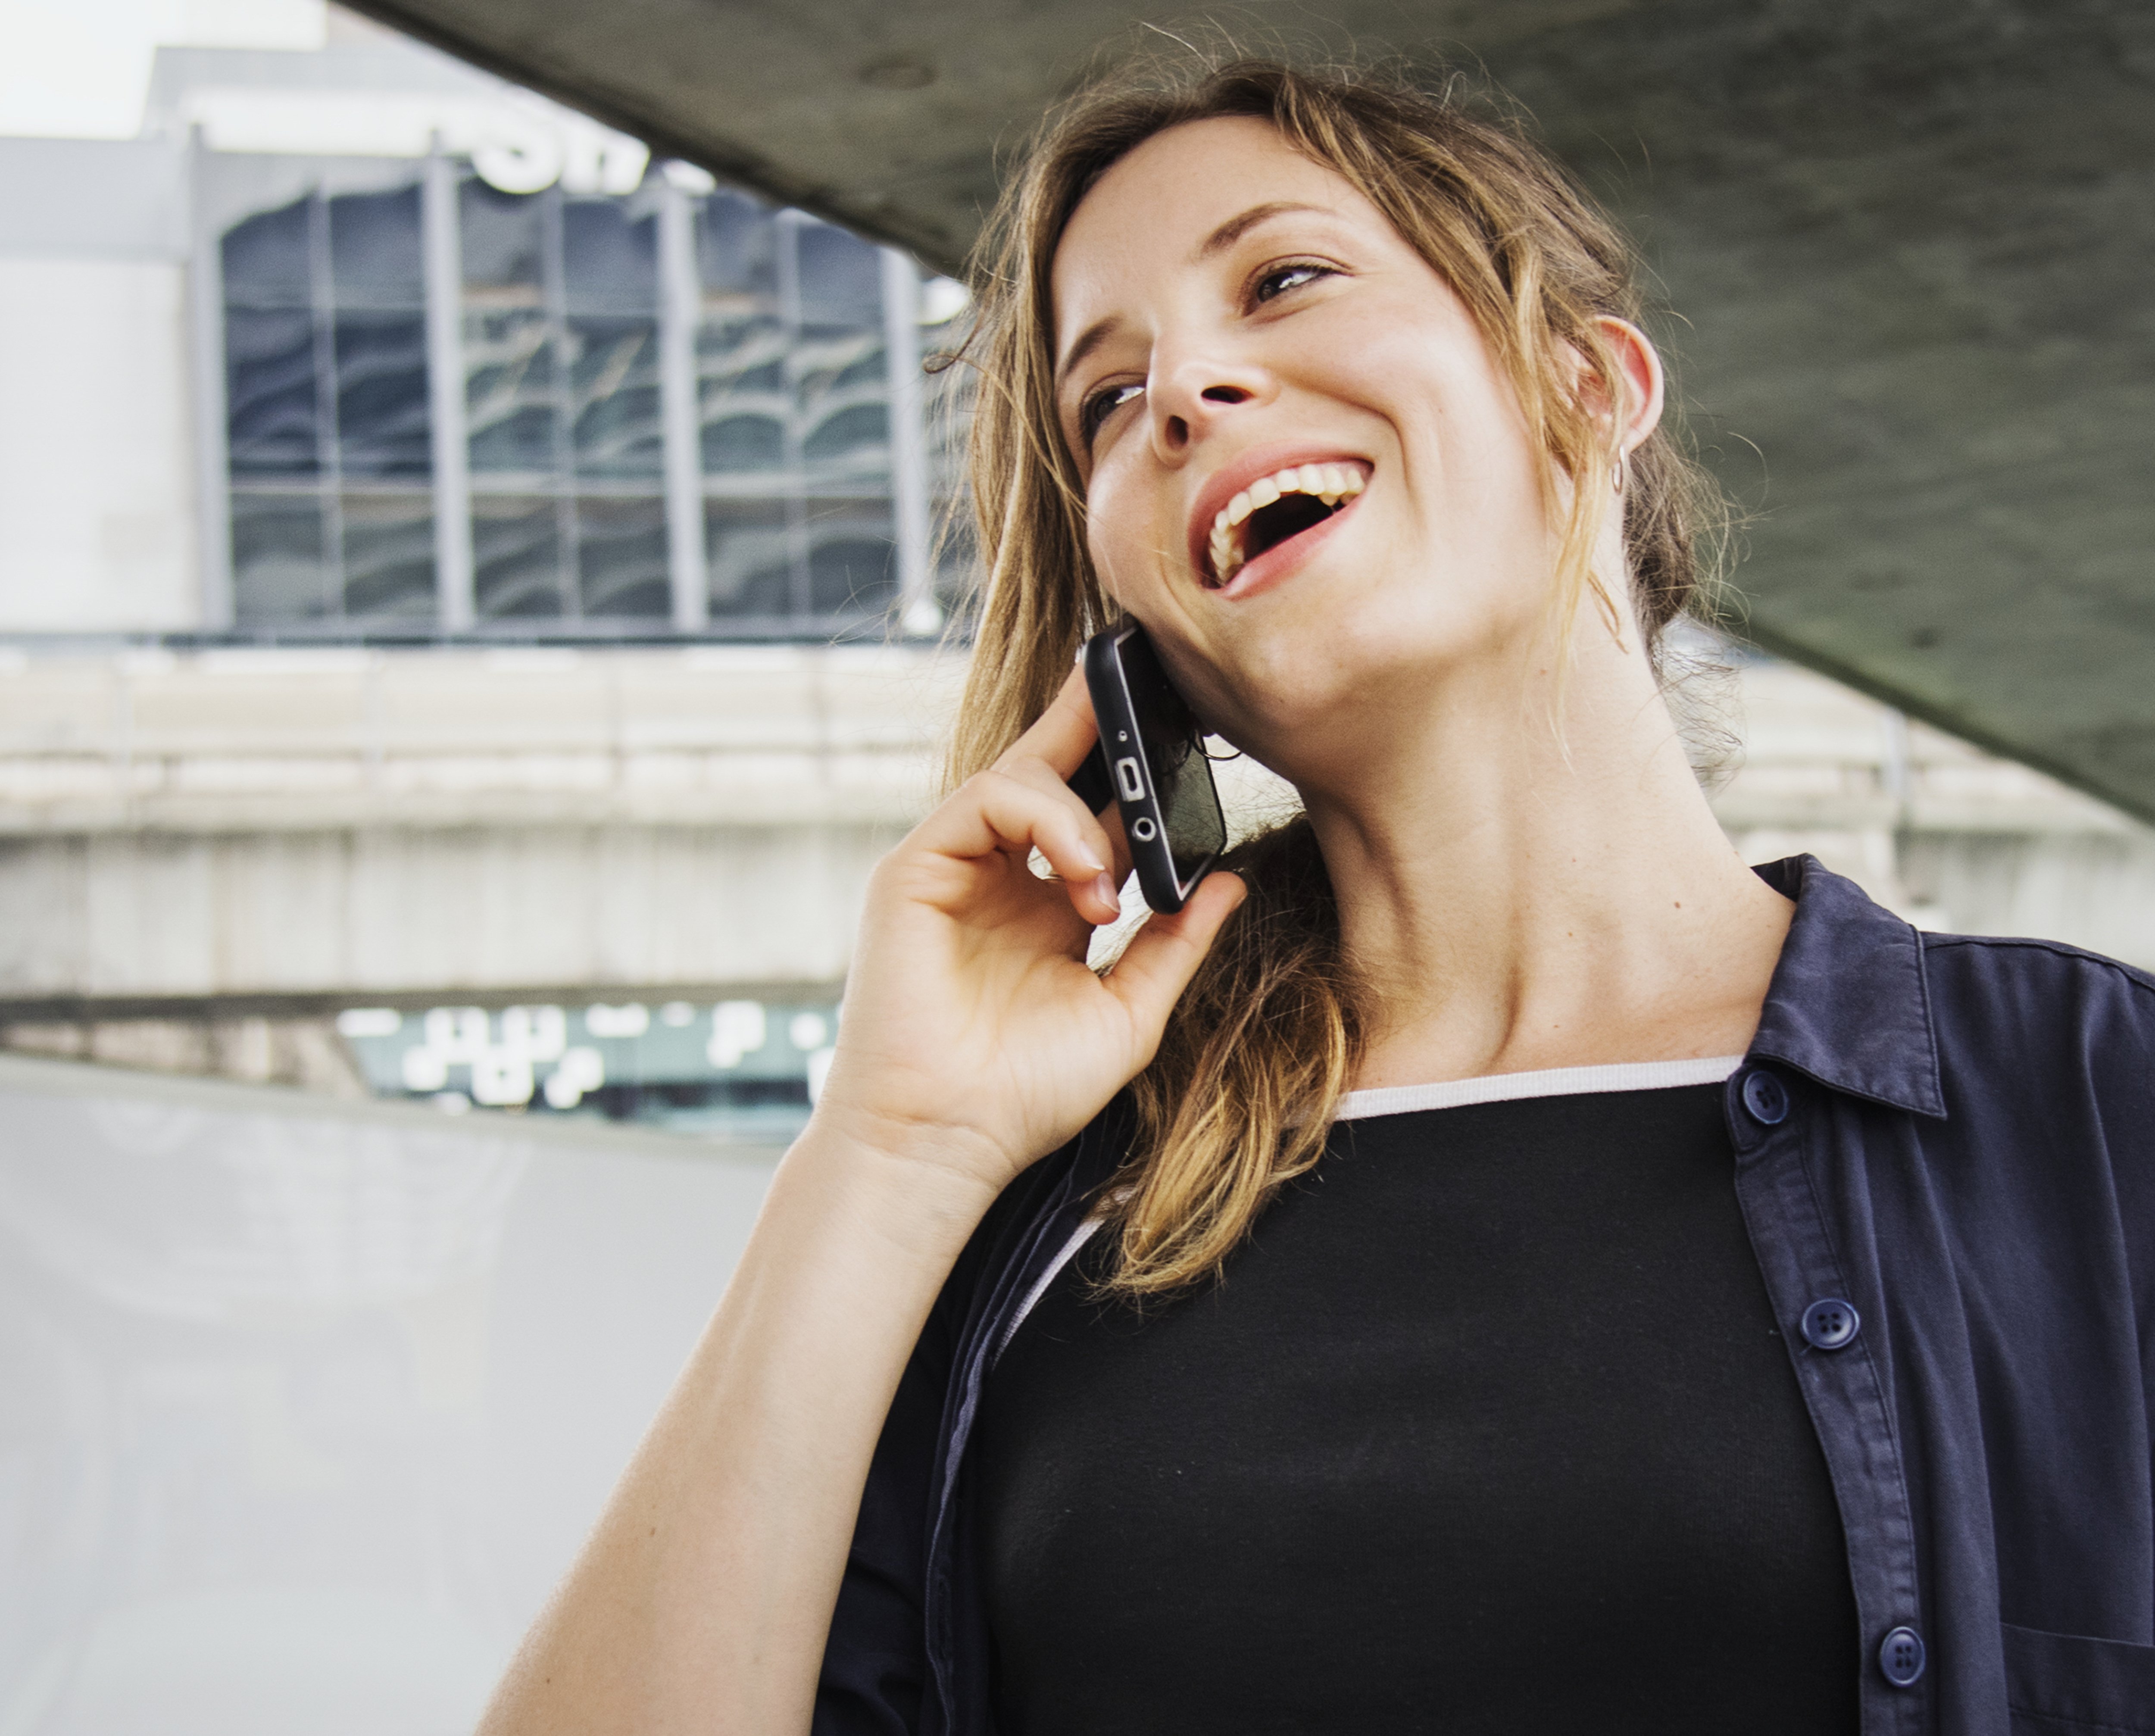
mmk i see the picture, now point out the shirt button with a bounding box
[1740,1067,1790,1125]
[1801,1297,1861,1350]
[1879,1625,1926,1686]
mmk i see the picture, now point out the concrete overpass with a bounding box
[342,0,2155,825]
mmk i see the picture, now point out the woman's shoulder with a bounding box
[1915,928,2155,1133]
[1920,927,2155,1035]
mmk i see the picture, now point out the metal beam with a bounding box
[658,175,709,631]
[424,138,477,633]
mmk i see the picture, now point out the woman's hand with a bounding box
[812,663,1246,1196]
[475,669,1244,1736]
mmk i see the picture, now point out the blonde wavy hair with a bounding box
[942,55,1725,1298]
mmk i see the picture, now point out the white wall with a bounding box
[0,258,199,632]
[0,1053,779,1735]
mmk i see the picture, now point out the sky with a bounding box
[0,0,326,137]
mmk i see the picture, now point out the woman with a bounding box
[479,60,2155,1736]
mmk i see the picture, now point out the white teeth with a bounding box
[1203,461,1370,584]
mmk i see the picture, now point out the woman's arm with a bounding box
[475,668,1244,1736]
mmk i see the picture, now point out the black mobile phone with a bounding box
[1068,621,1227,915]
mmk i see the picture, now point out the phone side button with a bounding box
[1115,756,1146,801]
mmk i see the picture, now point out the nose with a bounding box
[1148,350,1273,462]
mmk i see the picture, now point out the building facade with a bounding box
[0,26,966,643]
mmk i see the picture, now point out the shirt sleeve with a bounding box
[810,1166,1043,1736]
[810,1297,953,1736]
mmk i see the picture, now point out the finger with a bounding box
[1101,869,1248,1028]
[1098,799,1133,886]
[995,749,1125,891]
[993,663,1100,785]
[912,767,1124,924]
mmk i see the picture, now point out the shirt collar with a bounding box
[1749,855,1946,1118]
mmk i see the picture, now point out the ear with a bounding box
[1588,315,1665,459]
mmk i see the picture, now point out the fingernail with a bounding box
[1075,846,1107,874]
[1092,873,1119,909]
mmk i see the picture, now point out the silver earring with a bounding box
[1612,453,1629,495]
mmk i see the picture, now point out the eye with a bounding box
[1252,259,1336,304]
[1079,380,1144,445]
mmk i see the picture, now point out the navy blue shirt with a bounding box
[815,857,2155,1734]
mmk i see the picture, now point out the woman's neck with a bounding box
[1296,622,1793,1092]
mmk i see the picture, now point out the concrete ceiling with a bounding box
[350,0,2155,822]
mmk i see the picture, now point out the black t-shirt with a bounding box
[971,1077,1861,1734]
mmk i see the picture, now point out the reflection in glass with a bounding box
[697,191,777,296]
[340,493,437,621]
[217,157,937,636]
[575,496,669,618]
[698,312,788,476]
[806,499,896,615]
[334,312,431,477]
[562,199,656,313]
[472,495,565,619]
[795,223,881,331]
[703,414,784,475]
[460,181,545,290]
[226,306,321,477]
[222,195,312,303]
[705,500,791,616]
[231,493,330,621]
[465,308,556,475]
[328,184,424,308]
[567,317,661,478]
[801,401,888,468]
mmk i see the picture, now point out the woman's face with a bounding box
[1051,116,1577,772]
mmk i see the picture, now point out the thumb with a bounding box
[1101,870,1248,1035]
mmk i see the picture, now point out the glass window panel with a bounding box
[699,315,787,388]
[705,500,791,617]
[339,492,437,621]
[225,305,322,478]
[698,312,788,476]
[472,495,566,620]
[230,491,330,623]
[465,307,557,476]
[222,196,313,304]
[334,311,431,478]
[328,184,423,307]
[800,402,889,468]
[460,181,545,292]
[805,500,896,615]
[795,222,881,332]
[575,496,669,619]
[562,199,656,314]
[702,413,784,475]
[795,331,888,482]
[829,347,888,392]
[696,191,778,297]
[567,316,662,478]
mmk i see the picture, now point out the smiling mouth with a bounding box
[1205,462,1369,587]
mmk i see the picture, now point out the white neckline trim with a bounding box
[1334,1055,1745,1121]
[994,1216,1105,1364]
[993,1057,1748,1361]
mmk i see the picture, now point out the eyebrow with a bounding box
[1194,200,1328,260]
[1053,200,1333,390]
